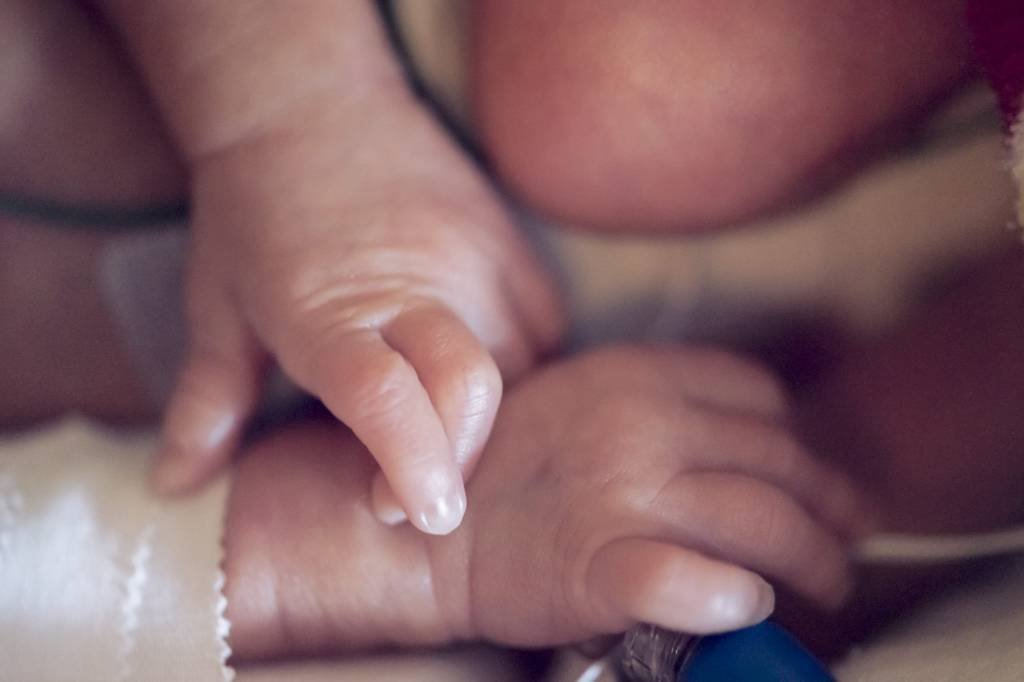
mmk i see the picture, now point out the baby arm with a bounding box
[93,0,563,533]
[223,345,865,658]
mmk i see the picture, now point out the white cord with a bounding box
[575,658,612,682]
[856,525,1024,564]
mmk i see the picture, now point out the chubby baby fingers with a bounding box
[678,410,868,539]
[282,328,465,535]
[645,473,853,609]
[586,538,775,635]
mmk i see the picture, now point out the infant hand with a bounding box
[460,346,866,644]
[223,345,866,657]
[154,98,562,535]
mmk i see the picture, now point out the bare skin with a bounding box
[73,0,975,536]
[221,253,1024,661]
[223,346,864,659]
[88,0,564,536]
[2,0,1021,662]
[2,0,973,526]
[470,0,974,232]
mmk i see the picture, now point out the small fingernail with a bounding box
[152,408,238,496]
[375,503,408,526]
[751,577,776,621]
[371,476,409,526]
[710,576,775,628]
[416,486,467,536]
[150,448,195,496]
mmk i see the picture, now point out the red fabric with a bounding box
[968,0,1024,126]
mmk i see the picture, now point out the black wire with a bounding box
[1,1,473,231]
[375,0,487,168]
[0,192,188,230]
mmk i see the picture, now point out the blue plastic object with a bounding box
[680,621,834,681]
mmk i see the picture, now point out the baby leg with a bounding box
[470,0,973,233]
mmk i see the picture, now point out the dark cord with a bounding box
[0,192,188,230]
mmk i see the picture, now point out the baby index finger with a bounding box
[286,329,466,535]
[383,305,502,474]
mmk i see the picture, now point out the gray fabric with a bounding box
[98,228,188,408]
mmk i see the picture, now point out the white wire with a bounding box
[575,658,613,682]
[856,525,1024,564]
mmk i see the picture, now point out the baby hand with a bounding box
[460,346,866,644]
[154,93,562,535]
[223,345,866,658]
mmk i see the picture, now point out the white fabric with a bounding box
[0,419,530,682]
[0,419,232,682]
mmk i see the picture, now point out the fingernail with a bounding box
[375,502,408,526]
[165,407,237,454]
[751,577,776,621]
[709,576,775,629]
[371,475,408,526]
[150,447,196,496]
[151,408,238,496]
[415,485,467,536]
